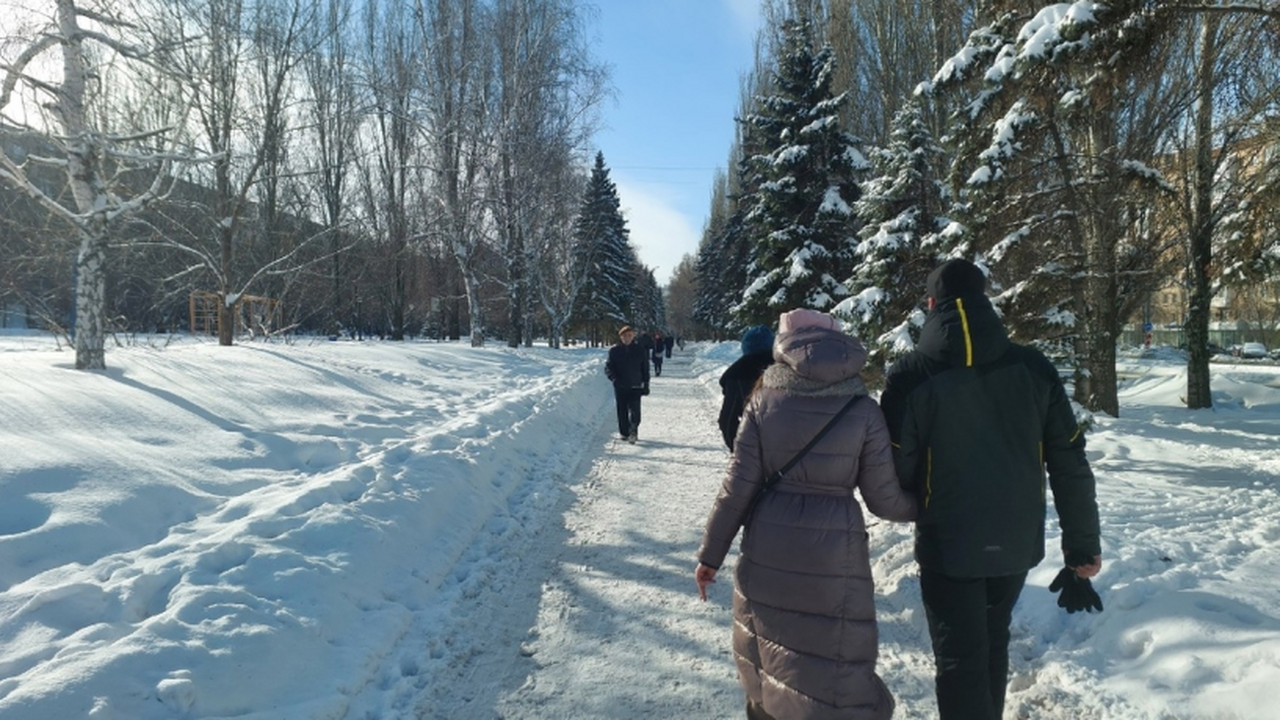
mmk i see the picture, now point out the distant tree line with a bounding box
[679,0,1280,415]
[0,0,666,367]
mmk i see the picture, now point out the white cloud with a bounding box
[721,0,763,37]
[614,176,700,285]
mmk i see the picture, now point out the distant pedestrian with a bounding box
[663,332,675,358]
[651,331,665,376]
[717,325,774,451]
[636,327,655,358]
[879,258,1103,720]
[605,325,649,443]
[695,308,916,720]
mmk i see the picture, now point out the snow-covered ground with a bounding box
[0,334,1277,719]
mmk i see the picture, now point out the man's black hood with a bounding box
[915,293,1011,367]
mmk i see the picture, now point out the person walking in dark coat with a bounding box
[718,325,775,451]
[695,308,917,720]
[879,259,1103,720]
[605,325,649,443]
[651,331,665,376]
[636,328,655,358]
[663,332,675,358]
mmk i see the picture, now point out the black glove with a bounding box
[640,384,650,396]
[1049,567,1104,613]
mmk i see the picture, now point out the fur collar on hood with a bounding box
[762,326,869,397]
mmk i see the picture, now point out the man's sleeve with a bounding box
[880,363,922,494]
[1039,359,1101,557]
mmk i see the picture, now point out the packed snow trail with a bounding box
[417,348,743,718]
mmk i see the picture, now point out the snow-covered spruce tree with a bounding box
[630,263,665,333]
[1219,129,1280,294]
[834,102,952,370]
[692,189,730,337]
[693,167,755,339]
[697,96,768,340]
[922,2,1177,417]
[734,18,867,328]
[694,208,752,339]
[569,152,636,344]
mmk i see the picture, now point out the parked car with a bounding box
[1240,341,1268,359]
[1182,342,1232,357]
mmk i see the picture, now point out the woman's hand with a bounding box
[695,563,718,601]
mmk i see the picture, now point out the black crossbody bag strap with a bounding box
[742,394,863,526]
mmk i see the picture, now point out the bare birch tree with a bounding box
[824,0,974,146]
[530,152,587,348]
[416,0,493,347]
[157,0,321,346]
[489,0,605,347]
[300,0,360,336]
[0,0,197,369]
[356,0,421,341]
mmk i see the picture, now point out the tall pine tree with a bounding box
[836,102,952,368]
[630,262,665,332]
[570,152,636,344]
[734,18,867,327]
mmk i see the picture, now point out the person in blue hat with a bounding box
[717,325,775,450]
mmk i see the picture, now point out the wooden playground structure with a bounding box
[189,291,282,338]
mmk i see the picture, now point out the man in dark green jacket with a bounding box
[880,259,1102,720]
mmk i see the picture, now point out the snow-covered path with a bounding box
[426,349,745,718]
[423,349,945,719]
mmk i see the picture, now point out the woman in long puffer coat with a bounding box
[694,308,917,720]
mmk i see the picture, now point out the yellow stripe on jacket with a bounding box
[956,297,974,367]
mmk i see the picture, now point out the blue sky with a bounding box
[589,0,763,285]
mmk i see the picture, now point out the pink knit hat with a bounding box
[778,308,838,334]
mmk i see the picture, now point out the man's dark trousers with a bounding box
[614,386,642,437]
[920,570,1028,720]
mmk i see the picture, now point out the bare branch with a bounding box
[1156,3,1280,19]
[0,34,60,110]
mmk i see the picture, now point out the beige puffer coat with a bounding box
[698,326,917,720]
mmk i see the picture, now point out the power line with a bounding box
[610,165,722,172]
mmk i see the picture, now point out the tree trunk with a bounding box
[390,253,407,341]
[1185,15,1219,410]
[218,221,235,346]
[1078,269,1120,417]
[463,265,485,347]
[1078,115,1121,418]
[57,0,107,369]
[73,232,107,370]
